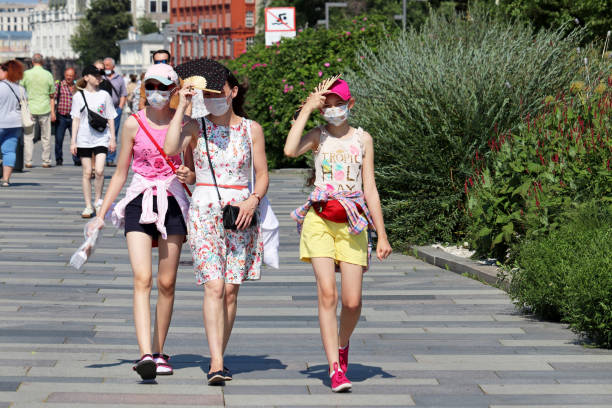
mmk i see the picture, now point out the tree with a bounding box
[138,17,159,35]
[70,0,132,65]
[486,0,612,43]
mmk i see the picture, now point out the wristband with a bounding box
[250,192,261,203]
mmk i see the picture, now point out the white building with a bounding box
[30,0,90,59]
[0,2,45,32]
[118,29,164,74]
[0,30,31,59]
[130,0,169,30]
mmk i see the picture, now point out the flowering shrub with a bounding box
[467,77,612,259]
[345,5,589,248]
[225,15,396,168]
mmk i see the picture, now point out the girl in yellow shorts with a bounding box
[284,78,392,392]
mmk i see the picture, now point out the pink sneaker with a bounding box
[339,342,349,373]
[330,362,352,392]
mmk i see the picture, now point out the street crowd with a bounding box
[0,50,393,393]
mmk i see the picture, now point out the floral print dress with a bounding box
[189,117,263,285]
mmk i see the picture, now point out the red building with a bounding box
[169,0,257,64]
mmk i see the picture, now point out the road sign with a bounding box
[265,7,296,46]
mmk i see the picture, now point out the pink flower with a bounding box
[361,27,365,32]
[299,81,305,86]
[318,71,323,77]
[269,105,273,110]
[282,79,286,83]
[289,85,294,91]
[346,31,351,36]
[337,58,342,62]
[242,64,246,68]
[298,28,303,32]
[352,19,356,23]
[324,62,330,67]
[363,17,368,21]
[262,63,267,67]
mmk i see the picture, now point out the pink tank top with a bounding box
[131,110,182,193]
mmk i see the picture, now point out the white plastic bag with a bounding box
[69,218,104,270]
[259,196,279,269]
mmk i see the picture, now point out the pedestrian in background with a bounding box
[21,53,55,168]
[52,67,77,166]
[103,57,127,167]
[70,65,117,218]
[0,60,26,187]
[0,63,6,81]
[126,74,138,114]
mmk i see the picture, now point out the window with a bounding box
[150,0,156,13]
[246,37,254,46]
[245,11,254,28]
[161,1,168,13]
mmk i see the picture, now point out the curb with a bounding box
[409,245,508,290]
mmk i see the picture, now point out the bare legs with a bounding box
[127,231,183,357]
[203,280,241,373]
[311,258,363,372]
[80,153,106,208]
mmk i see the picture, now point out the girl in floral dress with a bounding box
[164,59,269,385]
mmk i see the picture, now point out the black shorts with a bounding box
[124,193,187,239]
[77,146,108,158]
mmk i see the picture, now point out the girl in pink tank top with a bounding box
[88,64,196,381]
[284,78,392,393]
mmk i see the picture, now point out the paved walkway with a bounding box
[0,139,611,407]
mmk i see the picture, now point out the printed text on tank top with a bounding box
[314,126,364,192]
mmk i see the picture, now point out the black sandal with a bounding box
[223,366,232,381]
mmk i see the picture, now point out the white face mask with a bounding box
[145,90,171,109]
[204,96,231,116]
[104,69,113,76]
[323,104,349,126]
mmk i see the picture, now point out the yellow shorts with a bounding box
[300,208,368,267]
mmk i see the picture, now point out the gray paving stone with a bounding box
[1,144,610,407]
[0,382,20,391]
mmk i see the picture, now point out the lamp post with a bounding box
[317,2,347,29]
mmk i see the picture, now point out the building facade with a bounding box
[118,29,165,74]
[169,0,257,63]
[0,31,31,60]
[0,2,45,32]
[29,0,90,59]
[130,0,170,30]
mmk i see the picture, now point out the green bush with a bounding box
[345,5,588,249]
[509,204,612,347]
[466,76,612,260]
[225,14,398,169]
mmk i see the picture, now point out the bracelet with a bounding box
[250,192,261,203]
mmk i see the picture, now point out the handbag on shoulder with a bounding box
[79,90,108,133]
[2,81,34,130]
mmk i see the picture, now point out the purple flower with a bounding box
[324,62,330,67]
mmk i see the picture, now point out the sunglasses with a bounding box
[154,59,169,65]
[144,82,173,91]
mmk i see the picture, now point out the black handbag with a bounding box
[200,118,257,230]
[79,90,108,133]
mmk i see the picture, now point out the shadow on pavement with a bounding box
[301,363,394,385]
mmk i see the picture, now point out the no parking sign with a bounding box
[265,7,296,46]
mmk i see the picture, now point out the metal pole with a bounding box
[402,0,406,32]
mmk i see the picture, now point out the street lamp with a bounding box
[317,2,347,30]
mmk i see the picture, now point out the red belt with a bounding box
[196,183,248,190]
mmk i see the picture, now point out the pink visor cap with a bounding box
[144,63,179,86]
[326,79,351,101]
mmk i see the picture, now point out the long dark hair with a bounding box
[226,69,248,118]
